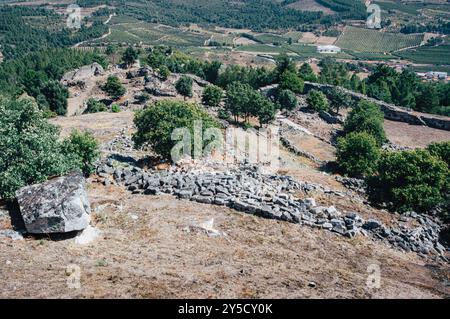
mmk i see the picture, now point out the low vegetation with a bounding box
[0,97,99,199]
[133,100,221,161]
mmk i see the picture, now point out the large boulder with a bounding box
[15,172,91,234]
[61,63,105,87]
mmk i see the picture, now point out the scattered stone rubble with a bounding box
[96,161,447,260]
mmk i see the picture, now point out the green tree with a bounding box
[0,96,99,199]
[279,70,304,94]
[255,95,276,126]
[106,44,118,64]
[367,150,448,213]
[275,53,296,79]
[277,89,298,111]
[337,132,381,178]
[102,76,126,100]
[122,46,139,68]
[306,90,329,112]
[416,84,439,113]
[175,75,193,99]
[344,101,386,146]
[41,80,69,116]
[61,130,100,176]
[133,100,220,160]
[202,85,223,107]
[298,63,317,82]
[225,82,252,122]
[327,87,352,114]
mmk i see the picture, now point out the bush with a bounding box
[277,89,298,111]
[0,97,99,199]
[306,90,329,112]
[202,85,223,107]
[102,76,126,100]
[367,149,448,213]
[133,100,220,161]
[158,65,171,81]
[175,75,193,99]
[61,130,100,176]
[344,100,386,146]
[111,104,121,113]
[427,141,450,168]
[337,132,381,178]
[279,71,304,94]
[84,98,107,114]
[135,92,150,104]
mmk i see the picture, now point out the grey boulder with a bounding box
[15,172,91,234]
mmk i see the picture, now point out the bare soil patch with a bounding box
[384,120,450,148]
[1,182,448,299]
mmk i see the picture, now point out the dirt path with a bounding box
[73,14,115,48]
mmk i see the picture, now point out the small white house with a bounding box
[426,71,447,80]
[317,45,342,54]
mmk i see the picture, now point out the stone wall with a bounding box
[302,82,450,131]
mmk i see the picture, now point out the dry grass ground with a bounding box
[1,182,448,299]
[384,120,450,148]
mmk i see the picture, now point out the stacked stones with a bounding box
[96,161,447,260]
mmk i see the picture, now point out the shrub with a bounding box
[84,98,107,114]
[133,100,220,161]
[337,132,381,178]
[0,97,99,199]
[427,141,450,168]
[175,75,193,99]
[306,90,329,112]
[158,65,171,80]
[111,104,121,113]
[279,70,304,94]
[135,92,150,104]
[277,89,298,111]
[102,76,126,100]
[344,100,386,146]
[61,130,100,176]
[367,149,448,213]
[202,85,223,107]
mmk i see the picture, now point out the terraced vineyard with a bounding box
[395,44,450,65]
[336,26,423,53]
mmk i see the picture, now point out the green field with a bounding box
[94,19,210,47]
[336,26,423,53]
[395,44,450,65]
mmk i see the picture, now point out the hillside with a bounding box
[0,0,449,302]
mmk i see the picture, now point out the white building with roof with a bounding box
[317,45,342,54]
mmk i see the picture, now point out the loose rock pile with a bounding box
[96,161,447,260]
